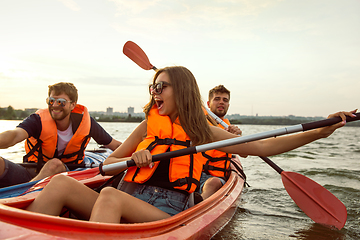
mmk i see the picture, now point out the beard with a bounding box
[49,106,71,121]
[210,105,228,118]
[213,109,226,118]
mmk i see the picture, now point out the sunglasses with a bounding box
[149,81,172,95]
[46,97,71,107]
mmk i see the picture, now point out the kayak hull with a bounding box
[0,158,244,240]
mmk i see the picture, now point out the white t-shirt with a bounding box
[57,122,74,156]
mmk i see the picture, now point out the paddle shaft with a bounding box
[205,107,229,129]
[101,112,360,174]
[205,107,284,173]
[196,112,359,152]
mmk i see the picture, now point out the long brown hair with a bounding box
[144,66,213,146]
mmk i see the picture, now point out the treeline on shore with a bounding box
[0,106,29,120]
[1,106,359,126]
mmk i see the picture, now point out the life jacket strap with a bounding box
[23,139,52,173]
[131,137,196,191]
[170,177,200,190]
[201,152,231,177]
[146,136,190,152]
[57,135,91,164]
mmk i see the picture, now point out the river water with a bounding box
[0,120,359,239]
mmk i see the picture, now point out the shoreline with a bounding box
[1,118,359,126]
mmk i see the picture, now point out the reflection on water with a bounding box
[292,224,346,240]
[0,121,359,239]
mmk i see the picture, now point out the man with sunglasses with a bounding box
[0,82,122,188]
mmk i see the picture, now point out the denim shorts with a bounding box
[198,172,226,194]
[0,158,33,188]
[131,185,189,216]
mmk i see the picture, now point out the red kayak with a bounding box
[0,157,244,240]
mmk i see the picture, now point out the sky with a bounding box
[0,0,359,117]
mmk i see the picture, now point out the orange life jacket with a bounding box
[203,117,232,179]
[24,104,91,164]
[123,107,206,193]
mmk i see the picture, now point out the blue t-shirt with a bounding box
[17,113,113,146]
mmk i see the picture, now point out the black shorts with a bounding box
[0,158,33,188]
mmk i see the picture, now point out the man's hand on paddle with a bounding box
[226,125,247,158]
[227,125,242,136]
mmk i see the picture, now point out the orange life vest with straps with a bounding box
[123,107,206,193]
[24,104,91,164]
[203,114,232,179]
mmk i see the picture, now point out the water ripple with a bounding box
[302,168,360,181]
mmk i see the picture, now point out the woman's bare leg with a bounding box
[90,187,171,223]
[26,174,99,220]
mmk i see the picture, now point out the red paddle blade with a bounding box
[123,41,155,70]
[281,171,347,230]
[23,168,100,194]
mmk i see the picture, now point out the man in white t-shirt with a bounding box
[0,82,122,188]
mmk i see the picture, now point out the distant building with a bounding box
[128,106,134,115]
[106,107,113,115]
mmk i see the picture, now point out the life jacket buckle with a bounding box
[178,178,188,186]
[164,138,175,145]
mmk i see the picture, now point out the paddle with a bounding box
[123,41,157,71]
[122,40,353,229]
[205,107,347,230]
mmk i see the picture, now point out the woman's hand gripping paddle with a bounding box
[206,107,347,229]
[122,41,352,229]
